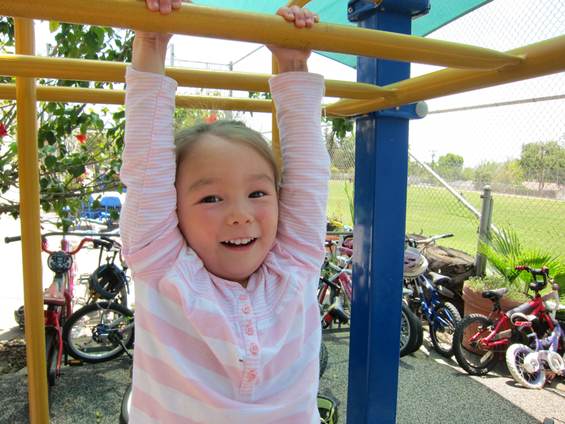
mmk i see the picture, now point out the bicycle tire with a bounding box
[400,303,421,357]
[89,264,128,301]
[63,301,134,363]
[120,383,132,424]
[430,301,461,358]
[406,311,423,355]
[45,326,59,387]
[505,343,545,389]
[453,314,498,375]
[320,340,329,378]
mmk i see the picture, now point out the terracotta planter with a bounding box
[462,285,522,317]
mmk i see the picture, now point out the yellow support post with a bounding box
[14,18,50,424]
[0,54,393,100]
[0,0,522,70]
[271,57,282,173]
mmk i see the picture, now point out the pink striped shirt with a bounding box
[120,66,329,423]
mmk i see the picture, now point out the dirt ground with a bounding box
[0,338,26,374]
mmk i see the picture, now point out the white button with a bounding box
[250,343,259,355]
[242,305,251,314]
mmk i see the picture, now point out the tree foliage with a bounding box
[434,153,464,181]
[519,140,565,190]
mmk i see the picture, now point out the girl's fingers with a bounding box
[159,0,172,14]
[171,0,183,9]
[276,6,319,28]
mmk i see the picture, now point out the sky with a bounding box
[33,0,564,168]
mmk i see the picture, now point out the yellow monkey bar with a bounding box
[0,0,522,70]
[1,1,565,423]
[0,54,395,100]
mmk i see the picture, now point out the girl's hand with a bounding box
[132,0,187,74]
[268,6,320,73]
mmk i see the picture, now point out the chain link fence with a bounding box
[326,0,565,259]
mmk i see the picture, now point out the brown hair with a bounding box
[174,120,281,191]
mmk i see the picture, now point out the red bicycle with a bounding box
[453,266,559,376]
[5,232,119,391]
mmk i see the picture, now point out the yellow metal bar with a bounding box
[271,57,282,172]
[0,83,274,112]
[287,0,311,6]
[325,35,565,116]
[14,18,50,424]
[0,0,522,70]
[0,54,392,99]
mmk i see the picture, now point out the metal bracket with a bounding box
[374,101,428,120]
[348,0,430,22]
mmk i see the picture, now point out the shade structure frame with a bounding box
[0,0,524,70]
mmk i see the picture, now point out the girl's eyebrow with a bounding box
[249,173,275,185]
[188,177,219,193]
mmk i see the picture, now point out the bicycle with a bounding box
[453,265,560,376]
[318,238,423,357]
[404,233,462,358]
[505,270,564,389]
[5,232,120,390]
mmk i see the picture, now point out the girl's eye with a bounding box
[249,191,267,198]
[200,195,221,203]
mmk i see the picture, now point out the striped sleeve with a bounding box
[119,66,184,275]
[269,72,330,272]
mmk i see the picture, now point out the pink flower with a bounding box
[0,122,8,138]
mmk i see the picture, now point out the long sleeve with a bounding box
[269,72,330,272]
[119,66,185,277]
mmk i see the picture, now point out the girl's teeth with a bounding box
[226,238,253,245]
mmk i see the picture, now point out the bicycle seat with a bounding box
[429,272,451,287]
[481,288,508,301]
[43,282,65,306]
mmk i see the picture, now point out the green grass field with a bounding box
[327,181,565,259]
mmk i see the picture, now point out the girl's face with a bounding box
[176,134,279,286]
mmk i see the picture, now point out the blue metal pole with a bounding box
[346,1,429,423]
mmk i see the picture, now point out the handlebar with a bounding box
[5,232,121,255]
[406,233,454,248]
[515,265,549,276]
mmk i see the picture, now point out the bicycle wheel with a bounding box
[430,302,461,358]
[120,383,132,424]
[400,303,421,357]
[63,301,134,363]
[453,314,498,375]
[505,344,545,389]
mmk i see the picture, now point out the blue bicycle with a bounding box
[404,234,462,358]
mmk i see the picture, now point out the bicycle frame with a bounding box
[473,292,556,351]
[407,274,456,330]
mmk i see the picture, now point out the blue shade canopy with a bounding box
[193,0,492,68]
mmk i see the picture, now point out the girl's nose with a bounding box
[227,203,254,225]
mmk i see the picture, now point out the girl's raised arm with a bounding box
[119,0,186,275]
[268,7,330,272]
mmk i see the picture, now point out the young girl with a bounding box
[120,1,329,422]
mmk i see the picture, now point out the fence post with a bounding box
[475,185,493,276]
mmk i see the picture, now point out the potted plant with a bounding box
[463,227,565,316]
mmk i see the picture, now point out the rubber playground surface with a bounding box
[1,328,564,424]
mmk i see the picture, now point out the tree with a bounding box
[324,117,354,173]
[0,18,134,229]
[519,140,565,191]
[0,19,220,229]
[473,161,499,189]
[434,153,464,181]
